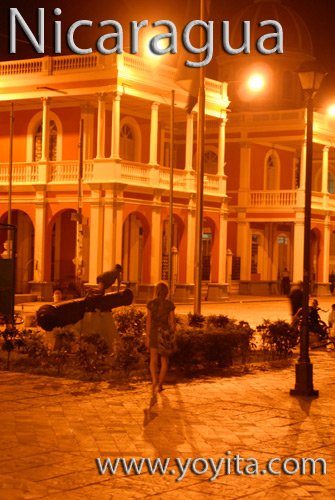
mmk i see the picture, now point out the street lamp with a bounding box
[290,60,327,397]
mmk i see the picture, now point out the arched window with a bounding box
[33,120,58,162]
[120,124,135,161]
[33,120,57,161]
[266,154,276,190]
[328,172,335,194]
[265,150,280,190]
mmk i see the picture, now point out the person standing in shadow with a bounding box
[146,282,176,393]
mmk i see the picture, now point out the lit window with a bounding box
[120,124,135,161]
[34,120,57,161]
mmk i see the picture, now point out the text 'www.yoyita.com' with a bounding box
[95,454,326,482]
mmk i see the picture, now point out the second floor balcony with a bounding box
[0,159,225,197]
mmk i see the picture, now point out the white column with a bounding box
[149,102,159,165]
[103,187,123,270]
[323,216,330,283]
[218,206,228,283]
[292,215,304,282]
[41,98,50,162]
[150,192,162,284]
[217,116,227,175]
[81,103,94,160]
[114,198,123,265]
[299,141,307,190]
[322,146,329,194]
[186,195,196,283]
[96,94,106,159]
[237,215,250,280]
[34,190,46,281]
[88,189,103,282]
[238,142,251,206]
[111,92,121,159]
[185,112,194,171]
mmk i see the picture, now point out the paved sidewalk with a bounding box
[0,348,334,499]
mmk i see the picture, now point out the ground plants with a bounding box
[1,326,26,370]
[257,319,299,358]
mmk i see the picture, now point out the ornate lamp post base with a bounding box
[290,362,319,397]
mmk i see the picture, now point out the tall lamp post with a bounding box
[290,61,327,397]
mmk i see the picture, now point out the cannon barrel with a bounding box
[36,288,133,331]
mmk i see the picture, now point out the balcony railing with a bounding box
[249,190,297,207]
[50,161,94,182]
[0,162,39,183]
[0,160,223,195]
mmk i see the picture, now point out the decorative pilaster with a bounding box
[96,94,106,159]
[186,195,196,284]
[41,98,50,162]
[103,187,124,270]
[149,102,159,165]
[322,146,329,194]
[88,189,103,282]
[238,142,251,207]
[185,112,194,172]
[323,215,330,283]
[111,92,121,159]
[81,103,94,160]
[217,116,227,176]
[292,214,305,282]
[237,213,250,280]
[34,189,46,281]
[150,191,162,284]
[218,204,228,283]
[299,140,307,190]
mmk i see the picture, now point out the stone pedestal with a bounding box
[239,280,279,296]
[172,284,194,303]
[311,282,331,297]
[29,281,53,301]
[206,283,229,301]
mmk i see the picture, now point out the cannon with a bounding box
[36,288,133,331]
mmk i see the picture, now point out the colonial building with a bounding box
[1,0,334,301]
[0,52,229,301]
[218,0,335,296]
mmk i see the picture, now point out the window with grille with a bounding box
[204,149,218,175]
[33,120,57,161]
[120,124,135,161]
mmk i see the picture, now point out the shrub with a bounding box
[76,333,109,376]
[187,313,205,328]
[170,320,255,372]
[206,314,231,329]
[256,319,299,358]
[22,329,49,358]
[113,306,146,338]
[53,327,76,375]
[1,326,26,370]
[113,334,141,377]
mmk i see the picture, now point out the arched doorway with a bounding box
[202,219,213,281]
[277,234,289,279]
[122,213,144,283]
[51,210,76,283]
[0,210,34,293]
[161,215,184,284]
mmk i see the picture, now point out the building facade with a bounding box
[0,52,229,301]
[1,0,335,301]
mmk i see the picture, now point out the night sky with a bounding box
[0,0,334,104]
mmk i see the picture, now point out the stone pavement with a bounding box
[1,346,335,499]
